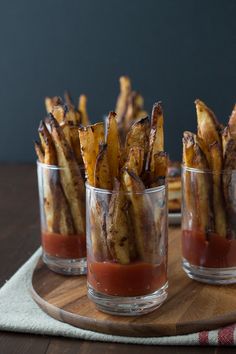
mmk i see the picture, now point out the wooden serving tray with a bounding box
[31,228,236,337]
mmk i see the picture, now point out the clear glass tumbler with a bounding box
[37,161,86,275]
[182,165,236,284]
[86,183,168,316]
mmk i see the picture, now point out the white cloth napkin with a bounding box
[0,249,211,345]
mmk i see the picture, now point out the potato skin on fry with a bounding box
[34,141,44,163]
[106,112,121,181]
[124,146,145,176]
[107,179,130,264]
[124,116,149,161]
[147,102,164,173]
[78,94,89,126]
[79,123,105,186]
[94,143,112,190]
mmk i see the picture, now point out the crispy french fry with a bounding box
[122,168,159,262]
[52,104,67,124]
[147,102,164,172]
[79,123,105,185]
[45,96,63,114]
[124,146,145,176]
[106,112,121,180]
[94,143,112,189]
[34,141,44,163]
[182,131,213,233]
[195,99,221,150]
[124,116,149,161]
[223,138,236,237]
[209,141,227,237]
[78,94,89,126]
[228,104,236,139]
[107,179,130,264]
[49,114,86,235]
[115,76,131,125]
[194,134,211,166]
[38,121,57,165]
[150,152,168,187]
[222,126,231,157]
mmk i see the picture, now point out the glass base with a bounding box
[43,252,87,275]
[182,258,236,284]
[87,282,168,316]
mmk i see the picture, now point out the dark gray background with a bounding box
[0,0,235,162]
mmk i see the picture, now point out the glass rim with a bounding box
[36,160,84,170]
[182,164,235,175]
[85,181,166,195]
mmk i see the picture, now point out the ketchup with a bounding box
[88,260,167,297]
[42,232,86,259]
[182,230,236,268]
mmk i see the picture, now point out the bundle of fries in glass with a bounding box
[82,102,168,266]
[182,99,236,239]
[34,93,89,246]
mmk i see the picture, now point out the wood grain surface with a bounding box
[31,227,236,337]
[0,165,234,353]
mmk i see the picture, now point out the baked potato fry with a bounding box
[79,123,105,185]
[228,104,236,139]
[52,104,66,124]
[150,151,168,187]
[209,141,227,237]
[34,141,44,163]
[115,76,131,125]
[45,96,62,114]
[147,102,164,172]
[195,99,221,151]
[222,126,231,157]
[124,116,149,160]
[106,112,121,180]
[223,138,236,238]
[124,146,145,176]
[78,94,89,126]
[49,114,86,235]
[94,143,112,189]
[107,179,130,264]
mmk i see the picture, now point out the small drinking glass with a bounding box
[182,165,236,284]
[86,183,168,316]
[37,161,86,275]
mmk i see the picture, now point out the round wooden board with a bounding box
[31,228,236,337]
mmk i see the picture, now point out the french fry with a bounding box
[34,141,44,163]
[124,116,149,160]
[223,138,236,237]
[51,104,67,124]
[150,152,168,187]
[209,141,227,237]
[147,102,164,172]
[222,126,231,157]
[64,91,74,109]
[49,114,86,235]
[107,179,130,264]
[79,123,105,185]
[78,94,89,126]
[94,143,112,189]
[106,112,121,180]
[115,76,131,125]
[124,146,145,176]
[228,104,236,139]
[38,121,57,165]
[45,96,63,114]
[122,168,158,262]
[195,99,221,151]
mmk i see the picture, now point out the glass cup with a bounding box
[37,161,86,275]
[86,183,168,316]
[182,165,236,284]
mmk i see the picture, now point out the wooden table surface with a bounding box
[0,164,234,354]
